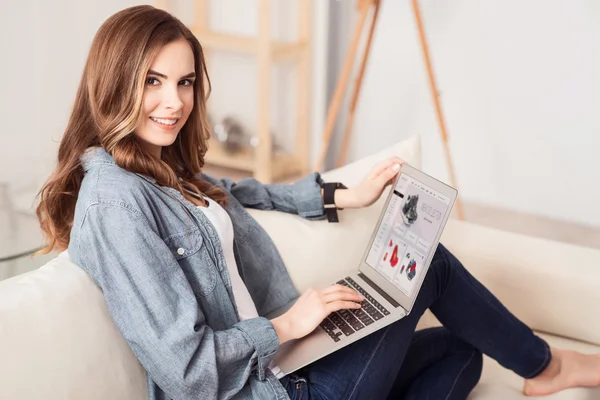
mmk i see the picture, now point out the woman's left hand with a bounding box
[337,157,404,209]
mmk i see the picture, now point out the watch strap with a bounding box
[322,182,347,223]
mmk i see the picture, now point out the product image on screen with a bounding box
[392,246,425,290]
[377,235,407,281]
[365,173,450,296]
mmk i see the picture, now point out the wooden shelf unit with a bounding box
[204,141,302,183]
[190,29,307,63]
[157,0,312,183]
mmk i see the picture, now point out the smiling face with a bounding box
[135,39,196,158]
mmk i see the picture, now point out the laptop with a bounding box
[267,163,458,378]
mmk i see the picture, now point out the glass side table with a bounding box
[0,183,45,281]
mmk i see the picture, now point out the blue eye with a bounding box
[146,77,160,85]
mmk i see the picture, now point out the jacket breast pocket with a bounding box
[164,229,204,260]
[164,229,217,297]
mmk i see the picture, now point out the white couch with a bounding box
[1,137,599,400]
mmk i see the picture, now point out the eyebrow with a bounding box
[147,70,196,80]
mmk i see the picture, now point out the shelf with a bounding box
[204,140,302,181]
[192,28,307,62]
[182,0,312,184]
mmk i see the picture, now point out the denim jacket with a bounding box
[68,148,326,400]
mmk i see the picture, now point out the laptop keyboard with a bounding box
[319,277,391,342]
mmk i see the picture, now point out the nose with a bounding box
[164,85,184,111]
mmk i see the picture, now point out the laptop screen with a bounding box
[364,172,452,297]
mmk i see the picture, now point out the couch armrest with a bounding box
[440,219,600,347]
[0,253,147,399]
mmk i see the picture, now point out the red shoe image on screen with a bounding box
[390,245,399,267]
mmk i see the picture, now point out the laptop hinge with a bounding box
[357,273,401,308]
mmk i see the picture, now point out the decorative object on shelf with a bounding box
[213,116,246,154]
[211,115,284,155]
[157,0,312,183]
[313,0,464,219]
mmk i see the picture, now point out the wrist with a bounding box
[337,187,362,209]
[271,315,293,345]
[320,187,359,209]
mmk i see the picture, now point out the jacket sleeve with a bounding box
[73,203,279,400]
[218,172,326,220]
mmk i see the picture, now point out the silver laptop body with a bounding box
[267,163,458,378]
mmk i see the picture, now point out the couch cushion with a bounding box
[319,135,422,186]
[247,135,422,293]
[0,252,147,400]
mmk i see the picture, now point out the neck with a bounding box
[139,141,162,159]
[150,146,162,159]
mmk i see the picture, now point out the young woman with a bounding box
[36,5,600,400]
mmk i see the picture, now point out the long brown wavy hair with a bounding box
[36,5,227,254]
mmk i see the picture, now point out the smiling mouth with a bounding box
[150,117,179,126]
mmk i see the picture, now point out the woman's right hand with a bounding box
[270,284,364,344]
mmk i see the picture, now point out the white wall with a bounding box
[0,0,330,210]
[0,0,148,208]
[336,0,600,227]
[4,0,598,227]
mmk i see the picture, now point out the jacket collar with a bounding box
[80,147,157,183]
[80,147,115,170]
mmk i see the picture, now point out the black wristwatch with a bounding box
[322,182,348,223]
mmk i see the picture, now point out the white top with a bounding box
[196,196,259,321]
[195,195,282,377]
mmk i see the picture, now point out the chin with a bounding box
[153,134,179,147]
[135,131,180,151]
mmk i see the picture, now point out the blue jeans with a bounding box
[280,243,551,400]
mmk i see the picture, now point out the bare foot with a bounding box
[523,348,600,396]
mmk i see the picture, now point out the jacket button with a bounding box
[177,248,185,255]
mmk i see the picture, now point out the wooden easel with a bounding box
[314,0,464,220]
